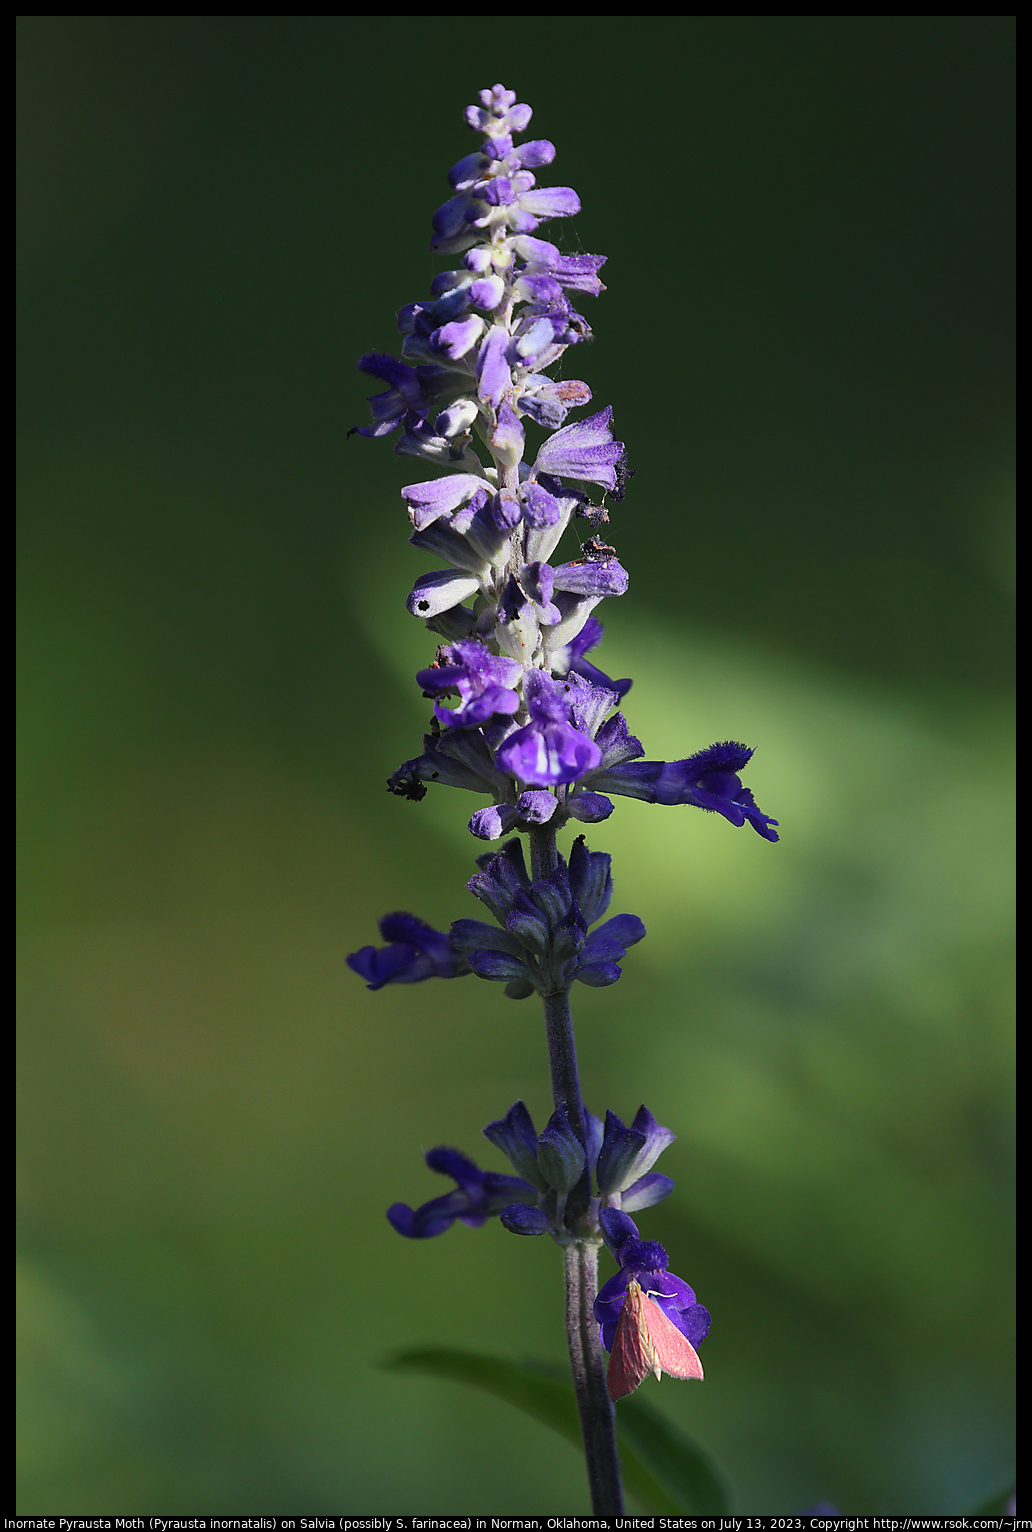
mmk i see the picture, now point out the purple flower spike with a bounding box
[496,670,603,786]
[353,78,778,1054]
[388,1146,537,1239]
[347,912,470,990]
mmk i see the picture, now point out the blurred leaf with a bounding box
[615,1389,734,1514]
[965,1476,1015,1515]
[386,1347,730,1513]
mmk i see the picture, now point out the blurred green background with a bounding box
[17,15,1013,1515]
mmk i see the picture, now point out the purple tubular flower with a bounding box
[406,568,482,620]
[351,353,454,438]
[495,670,602,786]
[477,324,511,407]
[575,910,646,987]
[465,836,532,922]
[387,728,511,802]
[500,1203,553,1235]
[594,1209,711,1356]
[432,314,485,360]
[551,557,629,600]
[346,912,470,990]
[519,186,582,221]
[533,407,627,492]
[592,741,779,840]
[519,561,562,626]
[490,401,525,466]
[596,1107,676,1200]
[388,1146,537,1239]
[483,1099,550,1189]
[416,640,523,728]
[467,803,520,840]
[562,616,633,700]
[514,236,607,297]
[402,474,493,533]
[519,376,593,430]
[453,836,645,997]
[566,792,614,825]
[536,1104,587,1194]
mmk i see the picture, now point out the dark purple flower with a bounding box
[346,912,470,990]
[594,1209,710,1356]
[591,740,779,840]
[561,616,632,699]
[536,1104,587,1195]
[416,640,523,728]
[387,1146,537,1239]
[454,836,645,996]
[482,1099,550,1188]
[387,727,511,801]
[351,353,454,438]
[499,1203,553,1235]
[596,1107,676,1203]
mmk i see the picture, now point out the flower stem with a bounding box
[529,826,586,1140]
[530,823,625,1514]
[565,1240,625,1515]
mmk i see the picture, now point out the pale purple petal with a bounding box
[518,187,581,219]
[406,569,481,619]
[468,804,520,840]
[533,406,626,491]
[432,314,484,359]
[477,324,511,407]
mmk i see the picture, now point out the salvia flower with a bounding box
[350,83,777,869]
[594,1208,711,1401]
[416,640,522,728]
[346,837,644,1003]
[591,740,779,841]
[387,1146,537,1239]
[454,837,645,998]
[346,913,469,990]
[487,1100,676,1227]
[353,88,772,1494]
[390,1100,676,1247]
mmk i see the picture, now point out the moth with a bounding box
[606,1278,704,1402]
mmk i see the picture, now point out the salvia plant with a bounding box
[347,84,779,1515]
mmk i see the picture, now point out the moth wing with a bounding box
[605,1281,655,1402]
[640,1290,704,1381]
